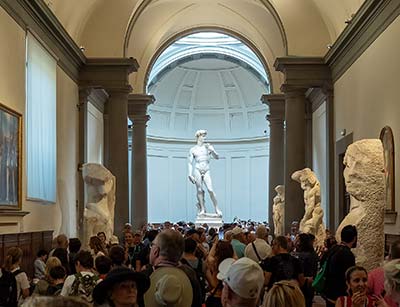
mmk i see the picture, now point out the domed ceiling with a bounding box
[146,33,270,140]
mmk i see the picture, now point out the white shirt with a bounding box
[60,271,96,297]
[244,238,272,262]
[11,267,30,306]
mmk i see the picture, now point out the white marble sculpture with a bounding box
[273,185,285,237]
[188,130,222,217]
[292,168,325,246]
[336,139,385,271]
[82,163,116,246]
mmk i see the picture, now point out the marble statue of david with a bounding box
[188,130,222,217]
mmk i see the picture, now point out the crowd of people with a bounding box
[0,220,399,307]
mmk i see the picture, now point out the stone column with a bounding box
[282,86,308,233]
[104,87,132,234]
[128,94,155,229]
[261,94,285,233]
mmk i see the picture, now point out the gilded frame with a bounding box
[0,103,22,210]
[380,126,395,212]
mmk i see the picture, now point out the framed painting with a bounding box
[0,103,22,210]
[380,126,395,212]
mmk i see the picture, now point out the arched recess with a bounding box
[142,27,274,94]
[123,0,287,93]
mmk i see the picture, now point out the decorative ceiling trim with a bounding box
[142,26,273,94]
[123,0,288,57]
[325,0,400,82]
[0,0,86,82]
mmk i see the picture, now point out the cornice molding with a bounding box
[325,0,400,82]
[0,0,86,82]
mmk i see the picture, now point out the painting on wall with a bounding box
[0,103,22,209]
[380,126,395,212]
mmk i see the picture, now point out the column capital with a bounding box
[261,94,285,123]
[128,94,155,123]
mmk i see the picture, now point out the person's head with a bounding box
[53,247,69,273]
[55,234,69,249]
[345,266,368,296]
[45,256,62,277]
[109,245,125,267]
[215,240,234,267]
[231,226,244,242]
[255,225,268,241]
[93,268,150,307]
[272,236,288,254]
[208,228,216,238]
[325,235,337,250]
[184,238,197,255]
[4,247,23,271]
[74,250,93,272]
[133,232,142,245]
[68,238,82,254]
[224,230,233,242]
[22,296,90,307]
[95,255,112,275]
[219,258,264,307]
[263,280,305,307]
[296,233,314,253]
[37,249,48,262]
[48,265,66,283]
[89,236,105,253]
[384,259,400,301]
[150,230,184,266]
[244,231,256,244]
[341,225,357,248]
[390,240,400,260]
[97,232,107,244]
[185,228,200,242]
[124,231,134,245]
[343,139,384,200]
[146,229,159,243]
[124,223,132,232]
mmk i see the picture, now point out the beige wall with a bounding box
[334,15,400,234]
[0,7,78,236]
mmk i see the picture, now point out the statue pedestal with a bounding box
[195,213,223,229]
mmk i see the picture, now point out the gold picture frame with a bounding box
[0,103,22,210]
[380,126,395,212]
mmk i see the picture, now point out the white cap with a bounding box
[231,226,244,236]
[218,257,264,299]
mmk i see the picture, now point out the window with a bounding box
[26,33,57,202]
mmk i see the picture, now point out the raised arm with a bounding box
[207,144,219,160]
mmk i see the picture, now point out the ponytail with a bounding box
[3,247,23,271]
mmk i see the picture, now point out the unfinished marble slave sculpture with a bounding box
[83,163,116,246]
[291,168,325,246]
[336,139,385,271]
[273,185,285,237]
[188,130,222,217]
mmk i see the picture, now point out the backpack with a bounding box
[70,273,99,304]
[0,269,17,307]
[181,258,206,303]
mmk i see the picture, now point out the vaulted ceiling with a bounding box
[46,0,365,92]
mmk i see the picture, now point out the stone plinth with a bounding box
[195,213,223,229]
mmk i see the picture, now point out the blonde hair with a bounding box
[4,247,23,271]
[263,280,305,307]
[45,256,62,278]
[384,259,400,296]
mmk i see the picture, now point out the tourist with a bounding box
[109,245,127,269]
[219,257,264,307]
[230,226,246,258]
[95,255,112,280]
[262,235,304,289]
[335,266,384,306]
[89,236,107,258]
[97,231,109,250]
[52,247,70,275]
[4,247,30,305]
[382,259,400,306]
[68,238,82,274]
[34,249,48,280]
[46,266,66,296]
[324,225,357,306]
[263,280,305,307]
[33,256,62,296]
[49,234,68,257]
[244,225,272,263]
[93,267,150,307]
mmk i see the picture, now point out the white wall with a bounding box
[312,102,328,225]
[334,15,400,234]
[145,139,269,223]
[86,102,104,164]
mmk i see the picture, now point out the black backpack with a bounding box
[0,269,17,307]
[181,258,206,303]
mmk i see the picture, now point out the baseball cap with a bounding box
[231,226,245,236]
[217,257,264,299]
